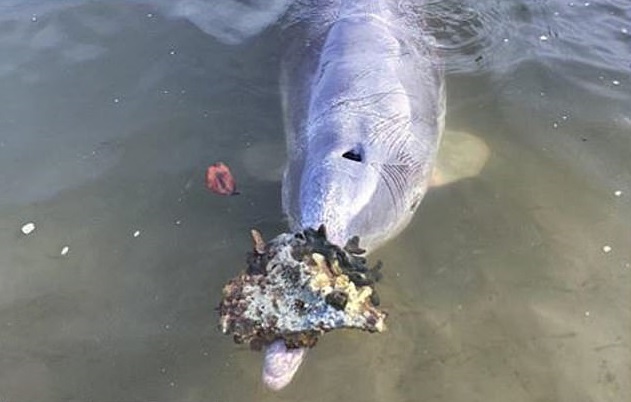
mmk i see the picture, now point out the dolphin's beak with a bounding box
[262,340,308,391]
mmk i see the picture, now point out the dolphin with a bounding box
[262,0,446,391]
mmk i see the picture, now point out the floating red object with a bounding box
[206,162,238,195]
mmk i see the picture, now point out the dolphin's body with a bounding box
[263,0,446,391]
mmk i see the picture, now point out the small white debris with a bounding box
[133,230,141,238]
[21,222,36,235]
[147,13,153,18]
[612,80,620,86]
[622,28,628,34]
[584,311,590,317]
[174,219,182,226]
[539,35,549,41]
[169,381,175,387]
[502,38,509,43]
[602,245,612,253]
[60,246,70,256]
[614,190,623,197]
[562,114,568,120]
[113,98,120,103]
[584,2,590,6]
[553,122,559,128]
[31,15,37,22]
[169,49,176,55]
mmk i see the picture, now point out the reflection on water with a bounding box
[0,1,629,401]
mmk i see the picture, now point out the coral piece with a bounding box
[218,226,386,350]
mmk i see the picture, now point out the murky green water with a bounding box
[0,1,629,401]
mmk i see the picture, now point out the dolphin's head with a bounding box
[283,136,427,251]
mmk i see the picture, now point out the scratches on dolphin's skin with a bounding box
[369,112,413,147]
[379,163,411,208]
[309,90,412,127]
[315,58,334,86]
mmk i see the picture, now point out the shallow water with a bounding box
[0,1,629,401]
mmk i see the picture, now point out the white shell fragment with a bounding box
[133,230,141,238]
[21,222,36,235]
[602,245,612,253]
[60,246,70,256]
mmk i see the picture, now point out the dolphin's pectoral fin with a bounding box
[430,129,490,187]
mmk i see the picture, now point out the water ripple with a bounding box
[418,0,631,78]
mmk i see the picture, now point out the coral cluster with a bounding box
[218,226,386,349]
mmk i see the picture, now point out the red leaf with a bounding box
[206,162,238,195]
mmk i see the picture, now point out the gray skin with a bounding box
[263,0,445,391]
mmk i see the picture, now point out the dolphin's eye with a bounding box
[342,146,363,162]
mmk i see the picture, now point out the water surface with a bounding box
[0,1,629,401]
